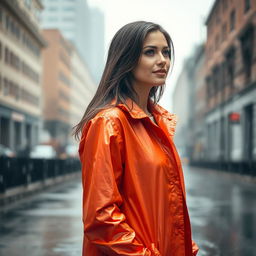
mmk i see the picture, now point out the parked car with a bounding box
[65,144,78,158]
[30,145,57,159]
[0,144,15,157]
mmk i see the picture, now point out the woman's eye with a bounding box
[162,49,170,57]
[144,49,155,56]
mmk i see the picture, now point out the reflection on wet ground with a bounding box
[0,180,83,256]
[184,166,256,256]
[0,167,255,256]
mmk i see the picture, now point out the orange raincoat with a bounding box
[79,98,199,256]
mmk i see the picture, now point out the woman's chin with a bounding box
[153,80,166,86]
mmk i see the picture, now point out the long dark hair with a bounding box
[73,21,174,140]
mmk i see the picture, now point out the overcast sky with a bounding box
[88,0,215,110]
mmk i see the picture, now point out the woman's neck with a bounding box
[132,83,153,115]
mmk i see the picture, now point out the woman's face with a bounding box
[132,30,171,88]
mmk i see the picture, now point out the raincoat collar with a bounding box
[111,97,178,139]
[111,97,174,119]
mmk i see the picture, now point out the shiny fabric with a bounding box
[79,98,199,256]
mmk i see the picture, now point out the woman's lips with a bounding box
[153,69,167,75]
[153,71,167,76]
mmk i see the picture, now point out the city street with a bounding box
[0,0,255,255]
[184,165,256,256]
[0,180,83,256]
[0,166,256,256]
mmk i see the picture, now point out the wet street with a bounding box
[0,166,256,256]
[184,166,256,256]
[0,180,83,256]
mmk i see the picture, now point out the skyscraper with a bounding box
[41,0,104,84]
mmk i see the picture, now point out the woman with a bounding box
[74,21,199,256]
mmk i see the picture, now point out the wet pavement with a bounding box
[0,180,83,256]
[0,166,255,256]
[184,165,256,256]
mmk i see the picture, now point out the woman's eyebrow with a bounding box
[143,45,169,49]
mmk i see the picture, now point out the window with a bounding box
[60,52,70,69]
[16,86,20,101]
[221,62,227,88]
[21,61,39,82]
[230,10,236,31]
[16,57,20,71]
[0,41,2,60]
[213,66,221,93]
[206,76,212,100]
[60,37,71,55]
[9,80,14,97]
[2,78,20,100]
[21,32,40,58]
[20,88,39,106]
[10,51,14,66]
[14,24,20,39]
[240,25,254,81]
[207,45,212,58]
[4,14,21,40]
[215,34,220,50]
[226,47,236,88]
[4,47,9,64]
[222,0,228,12]
[10,19,15,34]
[59,90,69,102]
[215,5,220,24]
[244,0,251,13]
[0,8,3,24]
[59,71,71,87]
[5,14,9,30]
[4,78,9,95]
[0,74,2,92]
[4,48,20,71]
[221,23,227,41]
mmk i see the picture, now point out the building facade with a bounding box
[188,45,207,161]
[42,29,95,152]
[42,29,72,151]
[41,0,105,83]
[0,0,46,153]
[172,59,193,158]
[172,44,206,161]
[69,43,96,144]
[205,0,256,163]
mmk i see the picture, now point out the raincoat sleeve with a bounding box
[79,116,159,256]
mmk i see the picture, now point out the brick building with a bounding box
[205,0,256,163]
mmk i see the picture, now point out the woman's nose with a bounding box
[157,52,166,64]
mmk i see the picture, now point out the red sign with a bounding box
[229,112,240,122]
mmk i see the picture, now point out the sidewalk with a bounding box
[0,179,83,256]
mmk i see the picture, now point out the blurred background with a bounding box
[0,0,256,255]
